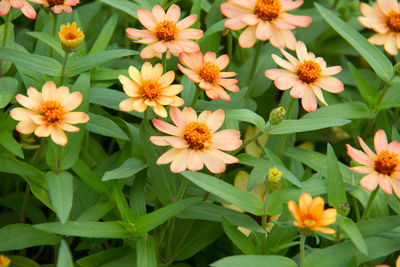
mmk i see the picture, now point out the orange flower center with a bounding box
[39,100,64,123]
[141,80,160,100]
[387,11,400,32]
[254,0,282,22]
[297,60,322,83]
[65,33,77,40]
[199,61,220,83]
[375,150,399,176]
[183,121,212,150]
[47,0,65,6]
[155,20,178,42]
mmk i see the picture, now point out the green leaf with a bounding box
[181,171,264,215]
[198,19,227,45]
[76,247,135,267]
[113,184,135,223]
[301,102,374,120]
[0,130,23,158]
[315,3,393,81]
[66,49,137,77]
[102,157,147,181]
[0,224,59,251]
[26,31,64,57]
[57,240,74,267]
[212,255,297,267]
[354,215,400,237]
[45,171,73,224]
[268,118,350,135]
[337,216,368,255]
[137,235,157,267]
[225,109,266,130]
[190,0,202,28]
[0,47,61,76]
[89,12,119,54]
[221,217,257,255]
[130,173,146,217]
[100,0,140,18]
[0,76,18,108]
[8,256,41,267]
[76,201,114,222]
[85,113,129,140]
[327,144,347,212]
[347,62,375,107]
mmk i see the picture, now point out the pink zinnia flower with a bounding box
[35,0,79,13]
[126,4,203,59]
[220,0,312,49]
[346,129,400,198]
[10,81,89,146]
[150,107,242,173]
[178,51,239,101]
[0,0,39,19]
[358,0,400,55]
[265,41,344,112]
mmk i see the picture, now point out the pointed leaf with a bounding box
[46,171,73,224]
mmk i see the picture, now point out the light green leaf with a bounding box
[268,118,350,135]
[56,240,74,267]
[26,31,64,57]
[0,130,23,158]
[212,255,297,267]
[8,256,41,267]
[100,0,140,18]
[221,217,257,255]
[337,216,368,255]
[0,76,18,108]
[347,62,376,107]
[198,19,227,45]
[89,12,119,54]
[46,171,73,224]
[137,235,157,267]
[102,157,147,181]
[225,109,266,130]
[85,113,129,140]
[327,144,347,212]
[302,102,374,120]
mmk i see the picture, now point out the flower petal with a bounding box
[188,150,204,171]
[212,129,242,151]
[170,149,189,173]
[360,172,379,191]
[374,129,388,154]
[62,92,83,112]
[346,144,375,167]
[62,112,90,124]
[50,125,68,146]
[137,8,157,31]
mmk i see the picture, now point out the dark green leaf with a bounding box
[0,76,18,108]
[89,12,119,54]
[268,118,350,135]
[86,113,129,140]
[137,235,157,267]
[327,144,347,212]
[221,217,257,255]
[46,171,73,224]
[337,216,368,255]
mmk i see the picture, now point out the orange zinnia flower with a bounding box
[0,0,39,19]
[265,41,343,112]
[220,0,312,49]
[347,129,400,197]
[359,0,400,55]
[0,255,10,267]
[10,81,89,146]
[178,51,239,101]
[150,107,242,173]
[288,192,337,234]
[119,62,184,118]
[58,22,84,52]
[34,0,79,13]
[126,4,203,59]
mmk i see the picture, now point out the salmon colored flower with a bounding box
[358,0,400,55]
[288,192,337,234]
[178,51,239,101]
[0,255,10,267]
[119,62,184,118]
[265,41,344,112]
[220,0,312,49]
[150,107,242,173]
[346,129,400,197]
[10,81,89,146]
[58,22,84,52]
[0,0,39,19]
[126,4,203,59]
[36,0,79,13]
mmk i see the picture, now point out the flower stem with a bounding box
[261,214,267,253]
[161,52,167,73]
[246,41,263,97]
[0,13,10,78]
[59,51,69,85]
[360,187,379,221]
[50,14,58,58]
[299,234,306,267]
[227,32,233,68]
[191,86,201,108]
[277,98,296,157]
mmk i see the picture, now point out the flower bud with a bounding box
[58,22,84,52]
[265,167,282,193]
[340,202,350,215]
[269,107,285,125]
[0,255,10,267]
[395,62,400,74]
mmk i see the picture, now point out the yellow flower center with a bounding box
[47,0,65,7]
[141,80,160,100]
[183,121,212,150]
[375,150,399,176]
[39,100,64,123]
[199,61,220,83]
[297,60,322,83]
[254,0,282,22]
[155,20,178,42]
[387,11,400,32]
[304,218,316,228]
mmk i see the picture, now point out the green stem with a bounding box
[59,51,69,85]
[227,33,233,67]
[299,234,306,267]
[261,214,267,253]
[375,82,390,110]
[246,41,262,97]
[20,184,30,223]
[334,225,341,244]
[191,86,201,108]
[360,187,379,221]
[0,13,10,77]
[161,52,167,73]
[277,99,296,157]
[233,130,264,155]
[352,195,361,222]
[50,14,58,58]
[332,0,340,9]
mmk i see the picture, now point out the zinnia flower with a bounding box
[358,0,400,55]
[220,0,312,49]
[126,4,203,59]
[10,81,89,146]
[178,51,239,101]
[346,129,400,197]
[37,0,79,13]
[58,22,84,52]
[119,62,184,118]
[0,255,10,267]
[0,0,39,19]
[265,41,344,112]
[288,192,337,234]
[150,107,242,173]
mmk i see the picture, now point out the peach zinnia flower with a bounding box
[126,4,203,59]
[346,129,400,197]
[150,107,242,173]
[265,41,344,112]
[36,0,79,13]
[58,22,84,52]
[178,51,239,101]
[0,0,39,19]
[0,255,10,267]
[220,0,312,49]
[288,192,337,234]
[10,81,89,146]
[119,62,184,118]
[359,0,400,55]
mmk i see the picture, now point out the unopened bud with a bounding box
[395,62,400,74]
[221,29,230,37]
[265,167,282,193]
[269,107,285,125]
[59,22,84,53]
[340,202,350,215]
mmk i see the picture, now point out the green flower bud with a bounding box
[265,167,282,193]
[269,107,285,125]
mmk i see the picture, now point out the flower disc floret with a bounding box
[39,100,64,123]
[155,20,178,42]
[254,0,282,21]
[40,0,79,13]
[297,60,322,83]
[375,150,400,175]
[183,122,212,150]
